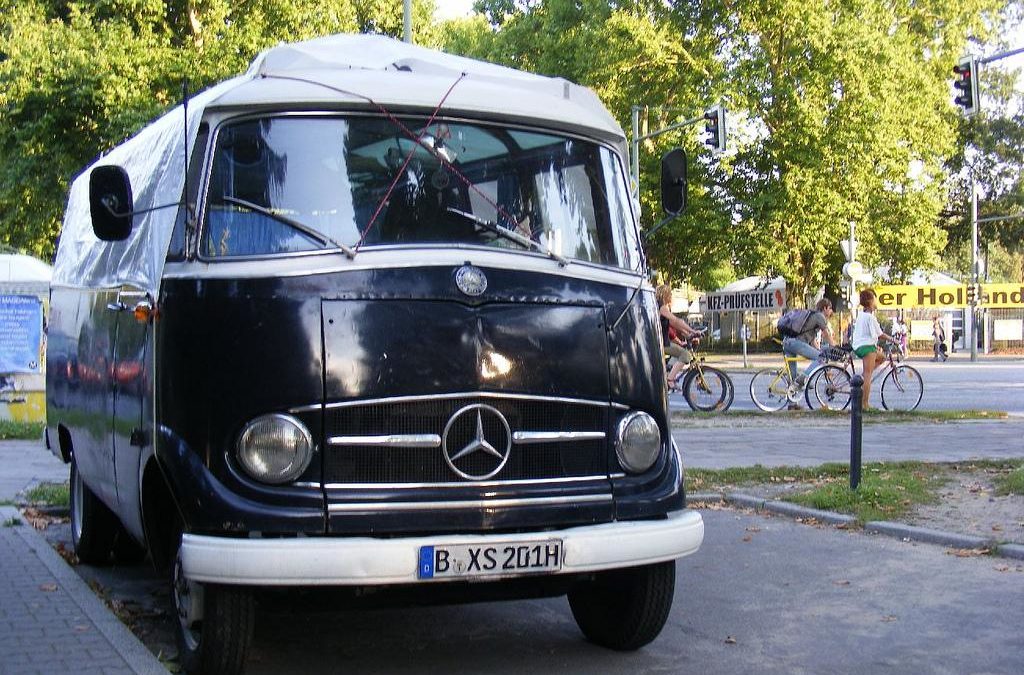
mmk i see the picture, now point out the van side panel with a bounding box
[46,287,120,508]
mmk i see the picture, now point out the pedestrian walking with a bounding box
[932,316,947,362]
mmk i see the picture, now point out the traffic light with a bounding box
[967,282,980,305]
[953,56,980,116]
[839,284,850,306]
[704,105,726,153]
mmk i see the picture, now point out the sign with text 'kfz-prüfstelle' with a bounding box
[873,284,1024,309]
[703,288,787,313]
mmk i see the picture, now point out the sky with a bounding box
[434,0,476,21]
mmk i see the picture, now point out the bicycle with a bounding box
[667,335,735,412]
[806,341,924,411]
[748,340,851,412]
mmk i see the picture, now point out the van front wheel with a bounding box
[568,561,675,651]
[173,538,254,675]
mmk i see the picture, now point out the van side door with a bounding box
[111,288,151,541]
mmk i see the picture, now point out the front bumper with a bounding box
[181,509,704,586]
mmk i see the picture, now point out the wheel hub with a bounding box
[173,550,204,650]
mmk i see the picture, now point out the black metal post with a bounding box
[850,375,863,490]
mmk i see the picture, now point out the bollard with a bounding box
[850,375,863,490]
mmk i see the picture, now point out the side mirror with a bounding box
[660,148,688,216]
[89,166,134,241]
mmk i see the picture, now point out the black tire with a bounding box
[568,561,675,651]
[70,458,118,564]
[111,527,148,565]
[749,368,789,412]
[173,534,255,675]
[682,366,732,412]
[805,365,852,411]
[881,365,924,411]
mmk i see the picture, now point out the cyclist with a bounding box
[852,288,894,410]
[656,285,703,388]
[782,298,837,389]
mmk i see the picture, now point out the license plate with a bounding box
[417,540,562,580]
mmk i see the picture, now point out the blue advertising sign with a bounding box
[0,295,43,373]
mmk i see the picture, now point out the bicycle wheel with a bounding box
[881,365,923,411]
[749,368,790,412]
[683,366,731,412]
[806,365,852,411]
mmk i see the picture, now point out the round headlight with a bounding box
[616,411,662,474]
[236,414,313,484]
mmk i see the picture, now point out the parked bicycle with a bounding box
[748,339,846,412]
[667,335,735,412]
[806,341,923,411]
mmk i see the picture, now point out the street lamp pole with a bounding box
[403,0,412,43]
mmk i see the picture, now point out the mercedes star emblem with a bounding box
[442,404,512,480]
[454,264,487,297]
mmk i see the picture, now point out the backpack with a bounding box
[777,309,813,338]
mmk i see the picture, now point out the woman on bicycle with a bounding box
[656,284,702,389]
[851,288,893,410]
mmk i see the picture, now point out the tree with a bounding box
[718,0,1004,303]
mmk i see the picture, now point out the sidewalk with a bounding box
[0,441,164,674]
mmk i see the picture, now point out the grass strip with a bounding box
[994,466,1024,496]
[687,460,1024,524]
[23,482,70,508]
[0,420,45,440]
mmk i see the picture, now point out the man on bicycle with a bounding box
[781,298,836,387]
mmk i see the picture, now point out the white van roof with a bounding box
[52,34,625,295]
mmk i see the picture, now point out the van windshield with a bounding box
[200,115,639,269]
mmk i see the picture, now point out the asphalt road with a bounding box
[671,360,1024,414]
[236,510,1024,673]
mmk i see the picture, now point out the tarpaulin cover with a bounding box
[51,34,625,296]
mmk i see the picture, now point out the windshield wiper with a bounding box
[223,196,356,259]
[445,207,568,267]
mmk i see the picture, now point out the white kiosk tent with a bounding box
[700,276,787,351]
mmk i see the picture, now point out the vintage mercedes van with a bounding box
[45,34,703,674]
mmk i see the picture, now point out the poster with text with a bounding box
[0,295,43,373]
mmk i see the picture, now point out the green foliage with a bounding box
[23,482,70,507]
[0,420,45,440]
[994,465,1024,495]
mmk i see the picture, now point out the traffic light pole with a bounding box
[629,106,713,198]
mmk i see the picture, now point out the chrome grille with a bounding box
[323,395,608,484]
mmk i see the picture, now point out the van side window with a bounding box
[167,123,210,261]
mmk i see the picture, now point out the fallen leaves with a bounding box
[39,583,57,592]
[832,579,851,586]
[881,615,898,623]
[724,636,737,644]
[20,507,66,531]
[947,548,991,558]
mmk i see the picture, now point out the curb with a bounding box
[863,522,992,549]
[0,505,166,674]
[693,493,1024,560]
